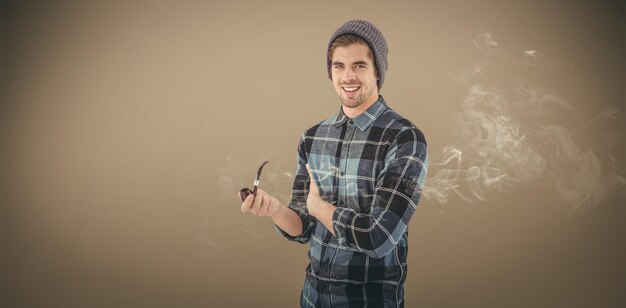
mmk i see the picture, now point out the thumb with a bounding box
[305,164,313,181]
[305,164,318,192]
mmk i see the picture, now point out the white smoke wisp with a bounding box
[194,220,224,260]
[422,31,626,212]
[192,148,297,257]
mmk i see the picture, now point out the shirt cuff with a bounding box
[332,207,354,244]
[274,207,311,244]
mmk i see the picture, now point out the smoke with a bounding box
[422,31,626,212]
[194,220,224,260]
[194,148,296,259]
[211,31,624,232]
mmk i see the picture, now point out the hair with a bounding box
[328,34,377,75]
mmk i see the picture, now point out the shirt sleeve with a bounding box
[275,134,316,244]
[331,127,428,258]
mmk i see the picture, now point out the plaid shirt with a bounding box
[276,96,428,307]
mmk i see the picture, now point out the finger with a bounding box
[305,164,314,185]
[240,194,254,213]
[260,191,273,216]
[252,191,264,208]
[259,197,270,216]
[251,193,265,215]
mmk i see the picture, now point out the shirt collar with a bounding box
[334,95,388,131]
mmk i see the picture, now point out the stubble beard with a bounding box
[340,95,364,109]
[338,84,371,109]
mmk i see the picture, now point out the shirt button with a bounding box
[343,143,348,147]
[339,171,344,176]
[348,120,354,125]
[338,200,344,206]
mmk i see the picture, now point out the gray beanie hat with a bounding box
[327,19,388,89]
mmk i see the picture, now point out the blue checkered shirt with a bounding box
[276,96,428,307]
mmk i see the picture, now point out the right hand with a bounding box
[239,188,281,217]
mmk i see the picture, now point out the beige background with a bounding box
[2,0,625,307]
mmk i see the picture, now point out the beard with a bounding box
[337,82,373,109]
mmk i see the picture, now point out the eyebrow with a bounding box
[332,60,369,66]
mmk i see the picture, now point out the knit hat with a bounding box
[327,19,388,89]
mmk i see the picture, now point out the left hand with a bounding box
[239,188,281,217]
[305,164,337,236]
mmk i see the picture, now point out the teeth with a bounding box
[342,86,360,92]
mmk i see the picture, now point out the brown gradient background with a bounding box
[2,0,625,307]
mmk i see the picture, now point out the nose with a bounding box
[341,67,357,82]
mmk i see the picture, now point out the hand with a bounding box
[240,188,281,217]
[306,164,326,218]
[306,164,337,236]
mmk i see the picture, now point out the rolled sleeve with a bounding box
[275,205,315,244]
[331,207,352,245]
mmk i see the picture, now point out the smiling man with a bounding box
[240,20,428,307]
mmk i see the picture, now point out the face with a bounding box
[330,43,379,109]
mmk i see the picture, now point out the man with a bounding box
[240,19,428,307]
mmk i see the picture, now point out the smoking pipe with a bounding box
[239,160,269,202]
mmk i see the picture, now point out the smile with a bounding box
[342,86,361,92]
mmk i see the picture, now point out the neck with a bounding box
[342,92,379,119]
